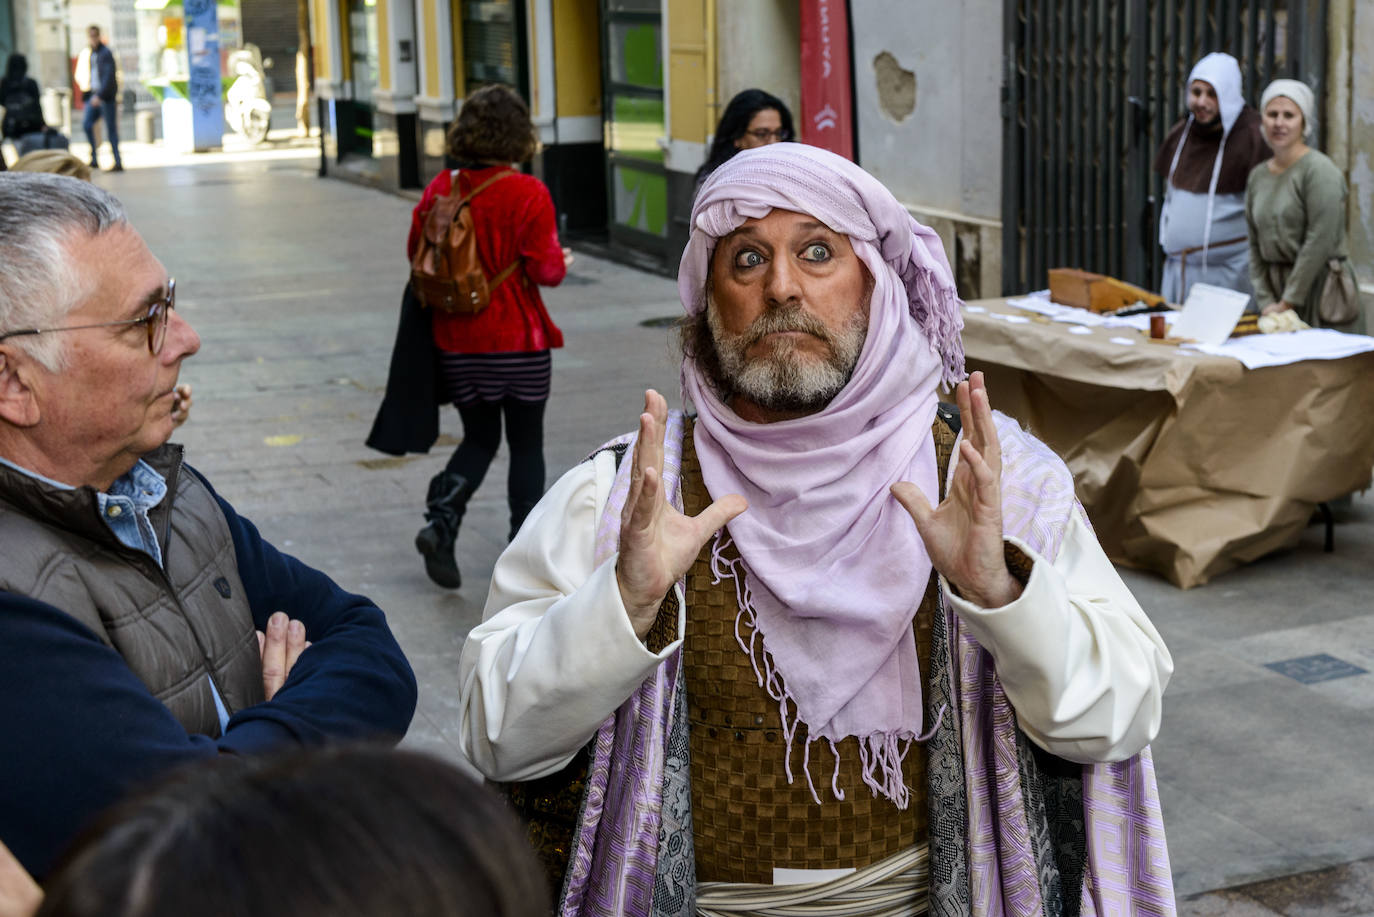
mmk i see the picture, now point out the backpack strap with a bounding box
[456,169,524,292]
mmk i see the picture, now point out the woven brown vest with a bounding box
[667,417,956,884]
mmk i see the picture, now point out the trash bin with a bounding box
[136,110,156,144]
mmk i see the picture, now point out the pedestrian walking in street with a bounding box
[81,26,122,172]
[1246,78,1363,332]
[370,84,570,589]
[693,88,795,192]
[33,747,550,917]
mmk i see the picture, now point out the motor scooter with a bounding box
[225,44,273,144]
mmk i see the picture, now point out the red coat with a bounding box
[407,166,567,354]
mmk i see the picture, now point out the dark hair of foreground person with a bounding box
[36,746,550,917]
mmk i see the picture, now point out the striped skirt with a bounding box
[438,349,552,406]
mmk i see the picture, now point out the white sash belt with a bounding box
[695,844,928,917]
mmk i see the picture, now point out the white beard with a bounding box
[706,299,868,414]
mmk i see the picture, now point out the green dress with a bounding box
[1245,149,1363,333]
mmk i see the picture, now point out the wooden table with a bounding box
[962,297,1374,587]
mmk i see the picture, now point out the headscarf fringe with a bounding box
[712,528,948,809]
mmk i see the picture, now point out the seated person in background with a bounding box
[0,173,417,878]
[1153,52,1269,304]
[31,747,549,917]
[459,143,1175,915]
[1,55,46,156]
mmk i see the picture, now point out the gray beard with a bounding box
[705,299,868,414]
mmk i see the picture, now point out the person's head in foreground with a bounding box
[1260,78,1316,154]
[446,83,538,165]
[0,172,194,490]
[695,89,795,186]
[11,151,93,182]
[36,746,550,917]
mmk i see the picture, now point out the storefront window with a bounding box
[603,2,666,248]
[348,0,378,107]
[461,0,518,91]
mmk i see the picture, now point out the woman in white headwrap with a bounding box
[1153,52,1270,303]
[1245,79,1363,332]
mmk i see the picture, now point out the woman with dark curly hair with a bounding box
[693,88,794,190]
[403,84,571,589]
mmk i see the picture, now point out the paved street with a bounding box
[90,147,1374,912]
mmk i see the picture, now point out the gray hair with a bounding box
[0,172,128,371]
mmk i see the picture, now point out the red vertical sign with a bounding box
[799,0,855,160]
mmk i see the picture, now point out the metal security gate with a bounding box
[1001,0,1328,294]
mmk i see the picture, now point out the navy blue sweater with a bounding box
[0,471,417,877]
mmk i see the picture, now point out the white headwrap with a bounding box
[1162,52,1246,267]
[1261,78,1317,141]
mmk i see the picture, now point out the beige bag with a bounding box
[1319,258,1359,325]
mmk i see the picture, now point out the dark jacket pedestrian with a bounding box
[81,27,122,170]
[1,54,45,140]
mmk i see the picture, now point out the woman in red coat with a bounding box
[408,85,570,589]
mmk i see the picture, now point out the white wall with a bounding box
[851,0,1002,223]
[714,0,800,138]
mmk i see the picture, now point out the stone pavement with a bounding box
[88,151,1374,912]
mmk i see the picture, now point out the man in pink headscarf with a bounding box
[459,144,1175,916]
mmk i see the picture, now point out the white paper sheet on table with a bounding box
[1003,290,1169,331]
[1169,283,1249,346]
[1185,329,1374,369]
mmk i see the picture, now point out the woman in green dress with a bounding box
[1245,79,1364,332]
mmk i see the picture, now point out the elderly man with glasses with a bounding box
[0,173,418,880]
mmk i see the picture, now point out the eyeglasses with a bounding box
[744,128,791,142]
[0,279,176,356]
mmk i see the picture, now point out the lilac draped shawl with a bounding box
[681,143,965,805]
[559,414,1175,917]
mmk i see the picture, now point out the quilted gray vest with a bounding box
[0,444,264,735]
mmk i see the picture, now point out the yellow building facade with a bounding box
[310,0,757,269]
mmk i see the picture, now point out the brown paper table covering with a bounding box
[961,297,1374,588]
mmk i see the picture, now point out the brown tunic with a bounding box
[668,419,955,884]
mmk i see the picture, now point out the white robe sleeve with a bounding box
[941,507,1173,763]
[457,451,681,782]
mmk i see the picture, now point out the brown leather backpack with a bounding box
[410,169,522,314]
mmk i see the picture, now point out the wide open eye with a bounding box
[801,243,831,262]
[734,249,764,269]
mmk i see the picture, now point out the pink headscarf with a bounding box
[680,143,965,805]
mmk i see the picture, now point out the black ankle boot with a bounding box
[508,499,539,543]
[416,471,475,588]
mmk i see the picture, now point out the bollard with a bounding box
[136,110,156,144]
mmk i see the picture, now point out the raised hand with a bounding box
[891,371,1022,609]
[616,390,747,637]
